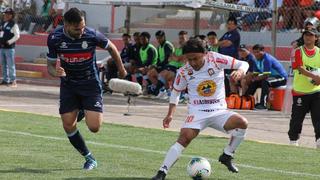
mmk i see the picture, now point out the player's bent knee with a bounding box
[63,123,77,133]
[177,129,199,147]
[236,116,248,129]
[224,114,248,131]
[177,137,191,147]
[88,125,100,133]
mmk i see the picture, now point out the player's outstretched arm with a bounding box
[106,41,127,78]
[163,104,175,129]
[163,89,181,128]
[230,59,249,81]
[47,61,66,77]
[47,61,57,77]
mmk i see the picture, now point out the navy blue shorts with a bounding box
[59,81,103,114]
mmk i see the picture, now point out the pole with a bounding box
[194,9,200,36]
[111,5,115,33]
[125,6,131,34]
[271,0,277,56]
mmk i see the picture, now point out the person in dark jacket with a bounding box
[0,8,20,87]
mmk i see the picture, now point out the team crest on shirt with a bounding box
[197,80,216,97]
[82,41,88,49]
[208,68,215,76]
[188,69,193,75]
[60,42,68,48]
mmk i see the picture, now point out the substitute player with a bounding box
[47,8,126,170]
[152,39,249,179]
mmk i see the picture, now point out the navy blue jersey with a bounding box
[218,29,240,58]
[47,26,109,84]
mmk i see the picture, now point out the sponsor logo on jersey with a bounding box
[193,99,220,105]
[208,68,215,76]
[216,58,228,65]
[94,101,102,108]
[199,109,215,112]
[197,80,216,97]
[60,52,92,63]
[297,97,302,106]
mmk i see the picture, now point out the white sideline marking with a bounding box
[0,129,319,178]
[0,104,170,108]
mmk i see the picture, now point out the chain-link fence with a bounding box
[8,0,320,66]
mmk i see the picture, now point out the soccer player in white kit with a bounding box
[152,39,249,180]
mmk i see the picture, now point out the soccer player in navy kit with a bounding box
[47,8,126,170]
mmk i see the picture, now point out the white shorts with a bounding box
[181,110,237,133]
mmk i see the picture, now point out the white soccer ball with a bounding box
[187,157,212,179]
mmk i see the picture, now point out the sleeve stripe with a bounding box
[173,87,185,92]
[104,40,110,49]
[231,58,235,69]
[47,56,58,61]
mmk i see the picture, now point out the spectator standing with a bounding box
[218,16,241,96]
[288,28,320,148]
[0,8,20,87]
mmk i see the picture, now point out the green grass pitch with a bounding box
[0,110,319,180]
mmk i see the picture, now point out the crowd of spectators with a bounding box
[0,0,65,35]
[211,0,320,32]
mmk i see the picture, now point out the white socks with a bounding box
[224,128,246,156]
[159,142,185,174]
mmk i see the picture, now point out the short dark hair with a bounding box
[133,32,140,37]
[227,16,237,25]
[64,8,84,24]
[140,32,151,40]
[207,31,217,37]
[182,39,206,54]
[122,33,131,38]
[252,44,265,51]
[178,30,188,36]
[155,30,165,37]
[194,35,206,41]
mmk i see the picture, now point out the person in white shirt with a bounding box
[152,38,249,180]
[0,8,20,87]
[50,0,65,30]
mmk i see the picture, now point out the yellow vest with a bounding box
[293,46,320,94]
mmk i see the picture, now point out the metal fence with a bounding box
[9,0,320,64]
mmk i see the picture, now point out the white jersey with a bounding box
[173,51,248,118]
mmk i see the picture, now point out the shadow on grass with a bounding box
[0,167,79,174]
[65,178,226,180]
[65,178,150,180]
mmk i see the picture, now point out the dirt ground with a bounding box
[0,83,317,148]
